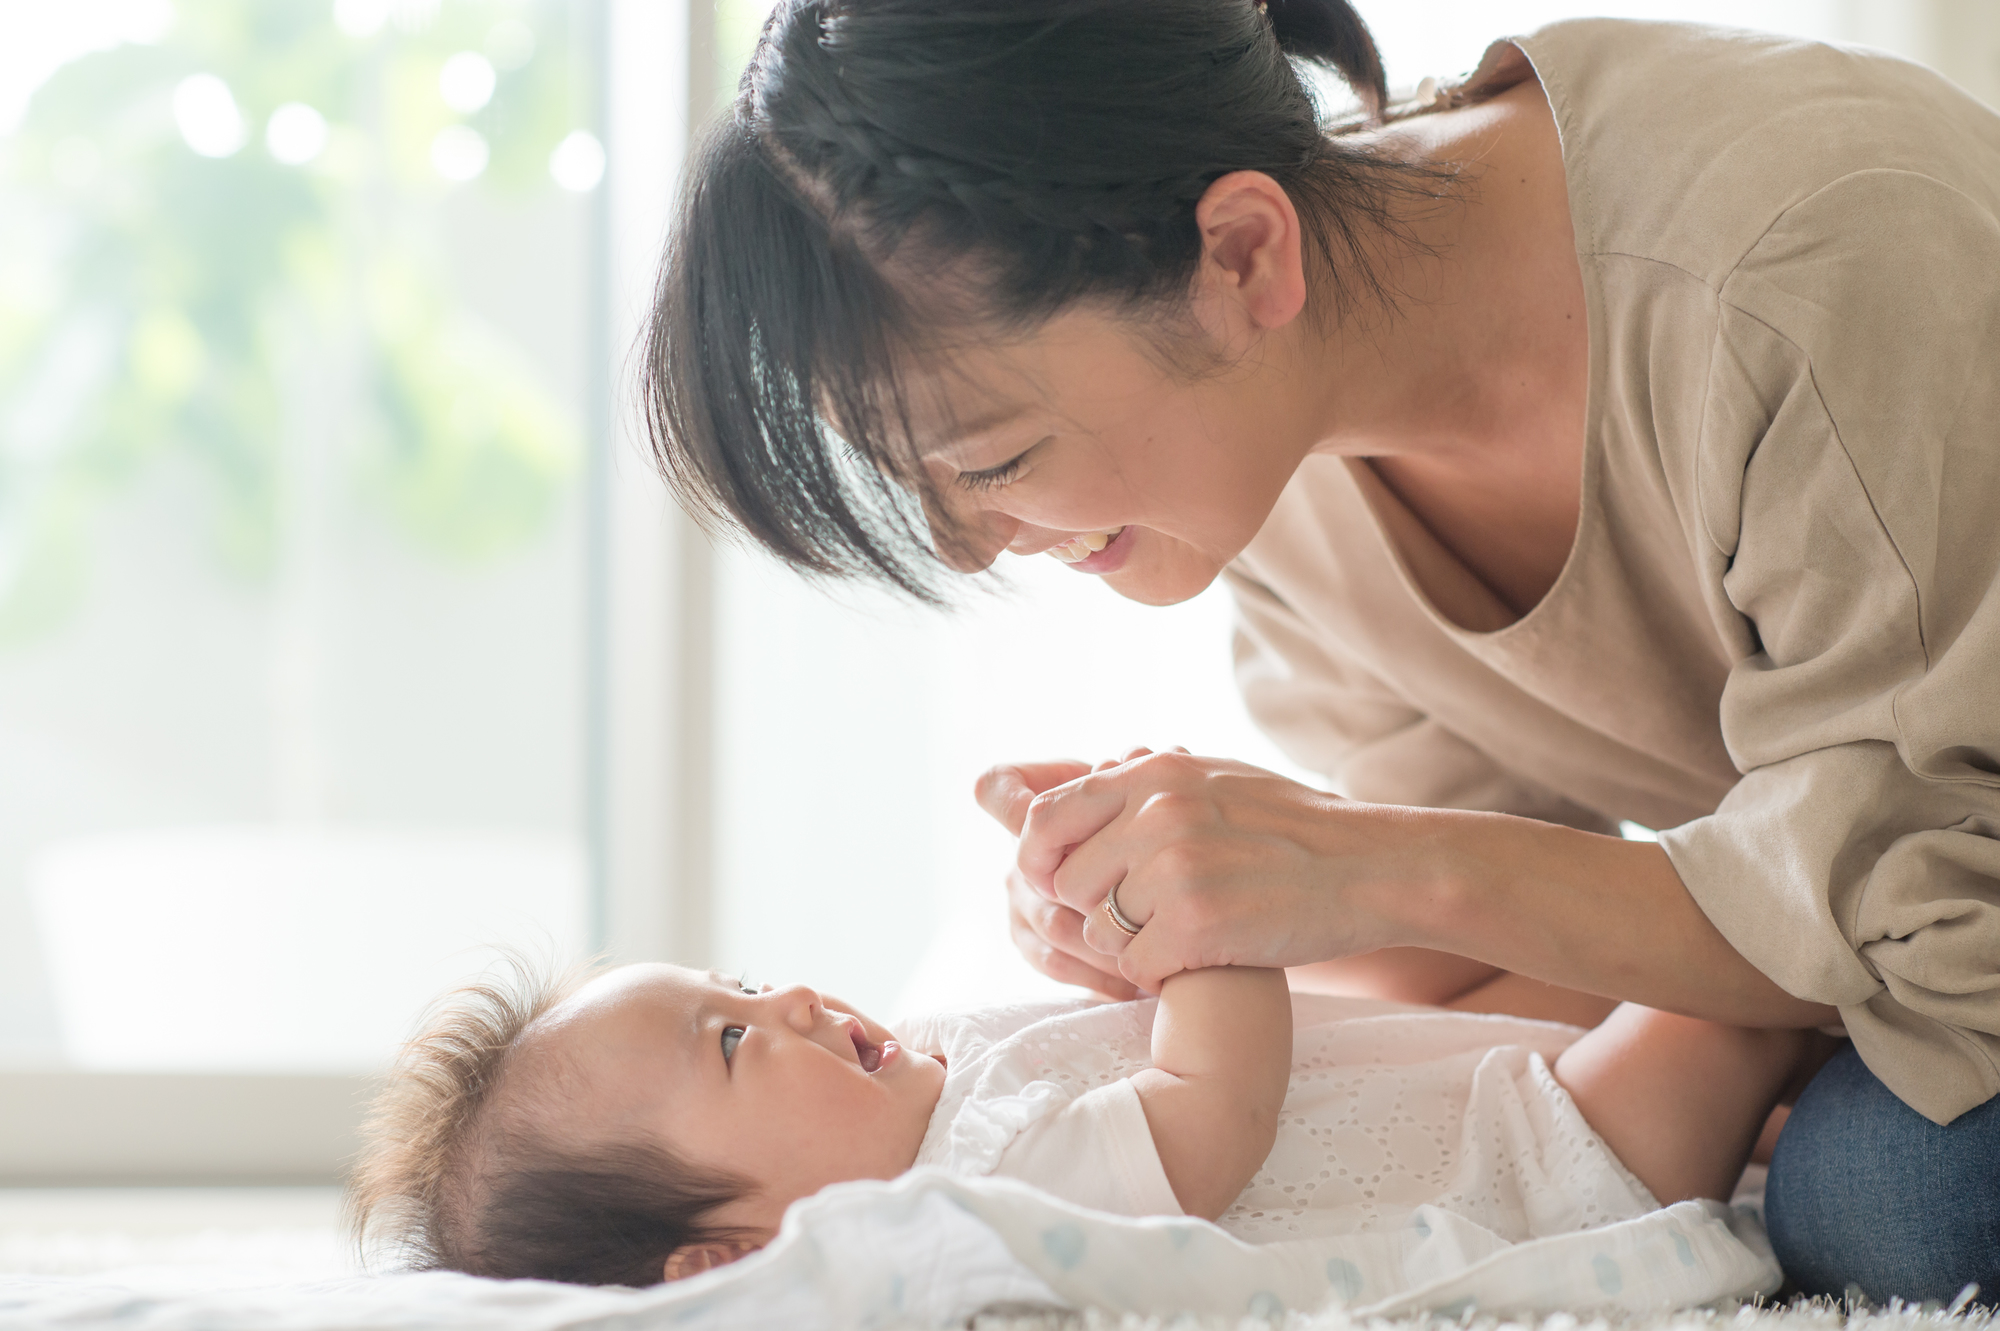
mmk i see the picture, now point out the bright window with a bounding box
[0,0,605,1074]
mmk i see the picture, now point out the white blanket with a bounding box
[0,1170,1779,1329]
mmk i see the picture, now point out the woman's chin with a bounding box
[1100,546,1226,606]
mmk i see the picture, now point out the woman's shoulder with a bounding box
[1499,19,2000,282]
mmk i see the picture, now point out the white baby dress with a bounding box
[903,994,1660,1246]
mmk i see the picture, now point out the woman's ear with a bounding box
[1193,170,1308,333]
[661,1240,762,1282]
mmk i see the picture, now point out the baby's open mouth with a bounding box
[849,1024,883,1073]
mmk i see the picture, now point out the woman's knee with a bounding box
[1764,1044,2000,1303]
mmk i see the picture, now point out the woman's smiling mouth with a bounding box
[1048,525,1135,574]
[1048,527,1123,563]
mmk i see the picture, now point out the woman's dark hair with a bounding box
[643,0,1441,603]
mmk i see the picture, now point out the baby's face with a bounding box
[521,963,945,1236]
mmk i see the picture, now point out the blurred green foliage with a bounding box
[714,0,770,108]
[0,0,590,644]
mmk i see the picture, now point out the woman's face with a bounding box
[906,304,1315,606]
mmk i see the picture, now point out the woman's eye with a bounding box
[956,439,1044,494]
[720,1026,745,1062]
[957,457,1023,492]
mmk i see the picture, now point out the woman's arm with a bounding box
[983,759,1522,1009]
[1408,809,1839,1026]
[1128,966,1291,1220]
[1005,752,1837,1027]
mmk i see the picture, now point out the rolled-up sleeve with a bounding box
[1659,170,2000,1124]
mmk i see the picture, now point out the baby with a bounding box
[348,956,1808,1287]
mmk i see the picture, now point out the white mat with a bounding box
[0,1169,1779,1329]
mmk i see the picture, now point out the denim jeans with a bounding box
[1765,1043,2000,1303]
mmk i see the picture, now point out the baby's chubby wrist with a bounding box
[1139,965,1293,1220]
[1151,966,1291,1091]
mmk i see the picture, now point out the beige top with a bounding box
[1227,19,2000,1125]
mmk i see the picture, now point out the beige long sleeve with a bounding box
[1657,169,2000,1124]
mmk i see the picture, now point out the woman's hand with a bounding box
[1012,751,1415,992]
[977,757,1141,1000]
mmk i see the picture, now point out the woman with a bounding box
[643,0,2000,1299]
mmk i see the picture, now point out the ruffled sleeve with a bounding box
[928,1078,1070,1178]
[989,1078,1182,1219]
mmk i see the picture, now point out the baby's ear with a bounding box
[661,1240,761,1282]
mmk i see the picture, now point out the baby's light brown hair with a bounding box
[344,956,747,1287]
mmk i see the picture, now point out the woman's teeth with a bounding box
[1049,529,1122,563]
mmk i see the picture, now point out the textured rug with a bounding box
[967,1295,1994,1331]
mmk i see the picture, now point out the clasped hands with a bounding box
[976,748,1410,999]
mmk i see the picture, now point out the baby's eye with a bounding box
[720,1026,745,1063]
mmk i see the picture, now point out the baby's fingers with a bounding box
[976,759,1092,837]
[1006,869,1139,1000]
[1115,922,1186,996]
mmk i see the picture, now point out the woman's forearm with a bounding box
[1009,752,1835,1024]
[1375,808,1839,1028]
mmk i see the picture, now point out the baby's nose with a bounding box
[763,982,822,1032]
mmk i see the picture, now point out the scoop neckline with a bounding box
[1345,33,1605,647]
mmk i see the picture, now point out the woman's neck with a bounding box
[1304,82,1585,457]
[1289,78,1591,614]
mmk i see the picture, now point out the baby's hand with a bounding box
[978,748,1185,1003]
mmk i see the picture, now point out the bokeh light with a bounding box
[332,0,388,38]
[265,102,329,165]
[439,50,496,113]
[173,73,246,158]
[547,129,604,192]
[430,123,488,181]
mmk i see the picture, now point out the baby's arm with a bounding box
[1128,966,1292,1220]
[1553,1003,1811,1204]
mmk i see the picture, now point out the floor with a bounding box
[0,1187,353,1283]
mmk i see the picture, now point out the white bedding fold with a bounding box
[0,1170,1779,1330]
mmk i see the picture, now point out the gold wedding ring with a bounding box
[1103,883,1143,937]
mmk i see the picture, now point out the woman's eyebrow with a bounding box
[955,442,1039,486]
[921,403,1028,459]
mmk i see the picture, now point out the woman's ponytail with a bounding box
[1263,0,1389,119]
